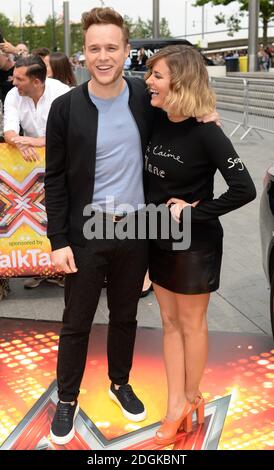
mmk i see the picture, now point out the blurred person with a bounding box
[78,53,86,66]
[0,40,29,58]
[44,52,77,87]
[264,46,272,71]
[0,52,15,103]
[124,54,131,70]
[258,46,269,71]
[16,43,29,57]
[145,45,256,446]
[32,47,50,59]
[0,50,15,299]
[136,46,148,71]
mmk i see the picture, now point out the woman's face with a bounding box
[43,55,53,78]
[146,58,171,109]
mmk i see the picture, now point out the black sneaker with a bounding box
[50,401,79,445]
[109,383,146,422]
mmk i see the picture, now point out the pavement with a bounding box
[0,114,273,337]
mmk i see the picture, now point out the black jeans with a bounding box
[57,237,148,402]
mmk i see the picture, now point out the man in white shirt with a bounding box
[4,55,69,161]
[3,55,69,290]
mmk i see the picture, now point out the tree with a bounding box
[159,18,172,37]
[195,0,274,45]
[125,16,171,39]
[0,11,171,55]
[0,12,20,45]
[0,13,11,37]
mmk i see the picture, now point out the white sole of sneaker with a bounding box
[50,402,79,446]
[108,389,147,422]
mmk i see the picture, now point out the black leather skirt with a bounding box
[149,221,223,295]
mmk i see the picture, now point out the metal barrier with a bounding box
[243,79,274,139]
[128,73,274,141]
[210,76,274,140]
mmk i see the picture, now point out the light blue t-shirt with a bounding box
[89,84,145,213]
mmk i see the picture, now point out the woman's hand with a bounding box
[166,198,200,223]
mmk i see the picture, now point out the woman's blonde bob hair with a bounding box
[145,45,215,118]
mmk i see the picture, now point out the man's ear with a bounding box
[33,77,43,87]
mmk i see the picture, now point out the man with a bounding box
[45,7,218,446]
[4,55,69,162]
[4,55,69,289]
[45,7,154,446]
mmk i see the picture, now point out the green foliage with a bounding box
[124,16,171,39]
[0,11,171,54]
[195,0,274,43]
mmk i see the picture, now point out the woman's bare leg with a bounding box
[175,292,210,403]
[153,283,187,420]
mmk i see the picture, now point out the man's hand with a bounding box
[167,198,200,223]
[13,136,45,147]
[0,41,17,55]
[51,246,78,274]
[13,141,40,162]
[197,110,221,127]
[11,136,43,162]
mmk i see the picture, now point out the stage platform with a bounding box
[0,319,273,450]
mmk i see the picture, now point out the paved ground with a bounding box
[1,114,273,337]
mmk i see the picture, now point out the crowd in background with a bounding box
[205,44,274,71]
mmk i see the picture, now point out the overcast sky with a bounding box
[0,0,270,44]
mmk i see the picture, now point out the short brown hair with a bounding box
[146,45,215,118]
[15,55,47,83]
[82,7,129,45]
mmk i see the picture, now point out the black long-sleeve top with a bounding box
[45,78,154,251]
[145,115,256,224]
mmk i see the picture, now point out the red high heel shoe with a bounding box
[191,392,205,425]
[178,392,205,433]
[155,400,192,446]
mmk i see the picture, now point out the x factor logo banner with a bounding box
[0,144,58,277]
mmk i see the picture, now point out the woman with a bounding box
[145,45,256,446]
[44,52,76,87]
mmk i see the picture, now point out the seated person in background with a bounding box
[4,55,70,289]
[4,55,69,161]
